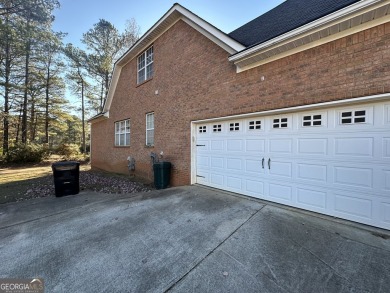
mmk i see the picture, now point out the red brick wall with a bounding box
[91,20,390,186]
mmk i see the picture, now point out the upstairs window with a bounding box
[146,113,154,146]
[138,46,154,84]
[115,120,130,146]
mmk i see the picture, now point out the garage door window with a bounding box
[230,122,240,131]
[303,115,322,127]
[341,110,366,124]
[199,126,206,133]
[249,120,261,130]
[273,118,288,128]
[213,124,222,132]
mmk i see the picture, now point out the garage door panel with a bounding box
[297,163,328,182]
[269,139,293,154]
[384,203,390,223]
[196,172,209,185]
[297,138,328,155]
[227,140,243,152]
[384,170,390,191]
[385,104,390,124]
[245,159,264,174]
[197,140,209,151]
[246,139,265,152]
[245,180,265,196]
[333,166,373,188]
[197,155,210,168]
[227,176,243,191]
[210,157,224,169]
[334,137,374,157]
[384,138,390,158]
[268,160,293,178]
[211,140,224,151]
[269,183,292,201]
[227,158,242,171]
[297,188,327,210]
[210,173,224,186]
[334,193,373,220]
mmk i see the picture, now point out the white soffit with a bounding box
[230,0,390,72]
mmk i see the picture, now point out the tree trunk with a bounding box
[29,97,35,141]
[44,64,50,143]
[104,71,109,106]
[81,80,86,154]
[16,104,23,144]
[2,12,11,155]
[21,19,31,144]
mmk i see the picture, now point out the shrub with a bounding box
[55,143,81,160]
[6,143,49,163]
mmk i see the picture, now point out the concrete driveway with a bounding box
[0,186,389,292]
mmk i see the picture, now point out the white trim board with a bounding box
[191,93,390,124]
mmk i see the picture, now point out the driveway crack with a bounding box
[164,204,266,292]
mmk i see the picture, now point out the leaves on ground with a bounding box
[14,170,153,202]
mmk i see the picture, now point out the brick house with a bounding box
[89,0,390,230]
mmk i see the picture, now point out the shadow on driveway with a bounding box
[0,186,389,292]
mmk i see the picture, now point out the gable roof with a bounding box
[93,3,245,119]
[229,0,361,47]
[116,3,245,67]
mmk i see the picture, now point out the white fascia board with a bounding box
[103,67,121,113]
[229,0,384,63]
[117,4,244,65]
[192,93,390,124]
[115,6,179,66]
[176,5,245,53]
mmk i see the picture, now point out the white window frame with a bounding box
[137,46,154,84]
[146,112,154,146]
[115,119,130,146]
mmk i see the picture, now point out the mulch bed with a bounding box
[21,170,153,201]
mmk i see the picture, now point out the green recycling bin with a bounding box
[153,162,171,189]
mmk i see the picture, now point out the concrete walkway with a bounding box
[0,186,389,292]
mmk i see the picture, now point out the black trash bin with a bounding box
[52,161,80,197]
[153,162,171,189]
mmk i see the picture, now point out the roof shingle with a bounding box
[228,0,361,47]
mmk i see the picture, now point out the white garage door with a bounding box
[195,101,390,230]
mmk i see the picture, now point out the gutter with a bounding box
[87,112,109,124]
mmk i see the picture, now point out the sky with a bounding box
[53,0,286,48]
